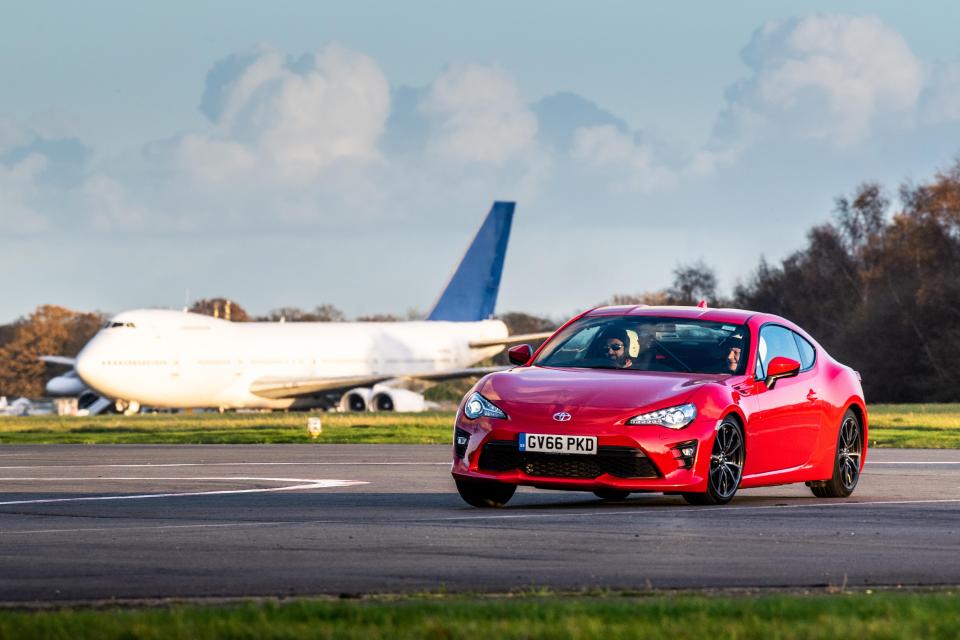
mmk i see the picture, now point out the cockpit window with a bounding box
[103,321,136,329]
[534,315,750,374]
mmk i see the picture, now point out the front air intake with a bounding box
[478,440,659,479]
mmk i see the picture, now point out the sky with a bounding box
[2,1,960,323]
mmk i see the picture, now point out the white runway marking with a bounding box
[0,477,366,506]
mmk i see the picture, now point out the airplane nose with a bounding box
[75,343,102,392]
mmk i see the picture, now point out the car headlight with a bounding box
[627,403,697,429]
[463,392,507,420]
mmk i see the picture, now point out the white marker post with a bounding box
[307,416,323,438]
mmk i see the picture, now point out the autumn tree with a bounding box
[605,262,720,308]
[666,261,718,305]
[260,304,346,322]
[356,313,402,322]
[735,160,960,401]
[189,298,250,321]
[0,305,104,397]
[604,291,671,306]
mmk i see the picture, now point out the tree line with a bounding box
[611,160,959,402]
[2,161,958,401]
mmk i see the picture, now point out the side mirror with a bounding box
[764,356,801,389]
[507,344,533,366]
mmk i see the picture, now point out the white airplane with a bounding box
[73,202,550,412]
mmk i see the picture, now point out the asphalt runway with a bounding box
[1,444,959,603]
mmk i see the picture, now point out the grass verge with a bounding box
[0,412,454,445]
[867,403,960,448]
[1,591,958,639]
[0,404,959,447]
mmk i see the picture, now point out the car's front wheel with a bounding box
[809,409,862,498]
[455,477,516,508]
[683,417,744,505]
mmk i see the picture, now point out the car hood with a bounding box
[479,366,727,421]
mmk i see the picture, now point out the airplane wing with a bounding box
[468,331,555,349]
[249,375,395,400]
[39,355,77,366]
[249,367,507,400]
[404,366,507,382]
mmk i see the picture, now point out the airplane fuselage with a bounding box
[75,309,507,409]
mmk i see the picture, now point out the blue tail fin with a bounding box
[427,201,515,322]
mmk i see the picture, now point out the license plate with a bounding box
[519,433,597,455]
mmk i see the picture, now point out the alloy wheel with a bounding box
[838,415,862,491]
[710,421,744,500]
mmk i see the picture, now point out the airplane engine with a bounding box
[340,388,372,412]
[45,371,87,396]
[369,386,426,412]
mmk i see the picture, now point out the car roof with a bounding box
[585,305,757,324]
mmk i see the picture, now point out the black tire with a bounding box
[810,409,862,498]
[455,477,516,508]
[682,417,744,506]
[593,489,631,501]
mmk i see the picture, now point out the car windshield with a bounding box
[534,315,750,375]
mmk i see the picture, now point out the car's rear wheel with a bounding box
[593,489,631,501]
[455,477,516,508]
[809,409,862,498]
[682,417,744,505]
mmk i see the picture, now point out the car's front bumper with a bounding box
[451,415,718,492]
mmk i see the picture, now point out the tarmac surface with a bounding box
[1,444,959,602]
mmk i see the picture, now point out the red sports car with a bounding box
[451,306,867,507]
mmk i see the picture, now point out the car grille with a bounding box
[478,440,659,479]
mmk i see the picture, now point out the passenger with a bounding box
[595,328,633,369]
[721,334,745,373]
[630,324,660,370]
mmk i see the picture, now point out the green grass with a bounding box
[0,411,455,445]
[0,592,958,639]
[1,404,960,447]
[868,403,960,449]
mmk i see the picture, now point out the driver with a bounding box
[596,327,633,369]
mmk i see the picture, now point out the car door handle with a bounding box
[806,389,818,402]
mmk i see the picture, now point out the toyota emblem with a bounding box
[552,412,572,422]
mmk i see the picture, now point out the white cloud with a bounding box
[719,14,924,145]
[919,62,960,125]
[420,65,537,164]
[0,153,50,233]
[175,134,256,183]
[571,125,677,192]
[185,44,390,182]
[82,175,150,231]
[0,118,33,154]
[4,20,956,243]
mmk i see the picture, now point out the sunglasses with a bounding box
[605,343,624,352]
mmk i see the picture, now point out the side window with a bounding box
[757,325,802,378]
[793,332,816,370]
